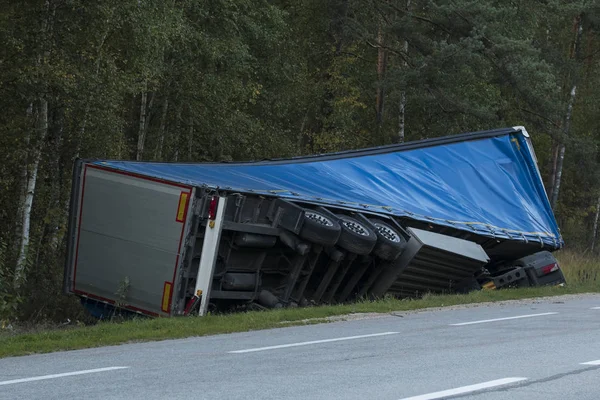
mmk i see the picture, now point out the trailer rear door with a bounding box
[64,162,194,316]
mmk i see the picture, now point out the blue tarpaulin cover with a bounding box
[93,127,562,248]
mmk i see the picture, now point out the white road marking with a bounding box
[581,360,600,366]
[229,332,399,354]
[591,307,600,310]
[397,377,528,400]
[0,367,130,386]
[450,312,558,326]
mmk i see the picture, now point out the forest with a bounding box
[1,0,600,321]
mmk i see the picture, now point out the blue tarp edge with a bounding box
[88,127,564,249]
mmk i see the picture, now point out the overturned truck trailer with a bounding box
[63,126,565,318]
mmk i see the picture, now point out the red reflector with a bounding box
[541,263,559,275]
[208,196,219,220]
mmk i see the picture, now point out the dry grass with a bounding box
[556,250,600,285]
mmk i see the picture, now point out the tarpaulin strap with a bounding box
[465,223,478,231]
[535,234,544,248]
[501,229,513,239]
[519,232,529,244]
[485,224,496,239]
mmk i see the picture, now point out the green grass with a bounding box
[0,251,598,358]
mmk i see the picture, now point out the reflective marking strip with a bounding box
[161,281,172,313]
[0,367,130,386]
[397,377,528,400]
[229,332,399,354]
[591,307,600,310]
[176,192,189,222]
[581,360,600,365]
[450,312,558,326]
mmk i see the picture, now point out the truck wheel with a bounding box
[299,210,341,246]
[369,218,407,261]
[336,214,377,255]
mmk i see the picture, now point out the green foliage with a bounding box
[0,240,22,320]
[1,0,600,323]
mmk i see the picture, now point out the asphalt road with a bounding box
[1,294,599,400]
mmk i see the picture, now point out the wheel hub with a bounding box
[305,211,333,226]
[342,220,368,236]
[375,224,400,242]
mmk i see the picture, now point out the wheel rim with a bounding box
[305,211,334,226]
[342,219,369,236]
[375,223,401,243]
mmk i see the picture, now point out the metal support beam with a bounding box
[293,246,323,301]
[312,258,342,303]
[337,257,372,303]
[357,264,385,299]
[195,196,228,316]
[369,236,421,298]
[281,253,308,303]
[323,253,356,303]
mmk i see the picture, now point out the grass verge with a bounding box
[0,283,597,359]
[0,250,598,358]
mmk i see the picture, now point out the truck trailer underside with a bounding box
[63,127,565,318]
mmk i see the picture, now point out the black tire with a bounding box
[299,209,341,246]
[369,218,407,261]
[336,214,377,255]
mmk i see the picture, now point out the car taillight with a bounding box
[541,263,559,275]
[208,196,219,220]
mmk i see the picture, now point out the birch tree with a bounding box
[550,14,584,210]
[14,0,54,288]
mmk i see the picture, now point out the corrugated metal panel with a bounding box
[371,228,489,297]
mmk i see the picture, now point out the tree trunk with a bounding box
[546,140,558,196]
[136,87,148,161]
[550,14,583,210]
[15,0,53,288]
[15,103,34,245]
[297,108,310,152]
[144,91,155,133]
[551,84,576,210]
[398,91,406,144]
[15,97,48,287]
[155,97,169,160]
[395,0,410,144]
[592,194,600,252]
[174,107,181,162]
[49,110,64,252]
[375,24,388,133]
[187,116,194,161]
